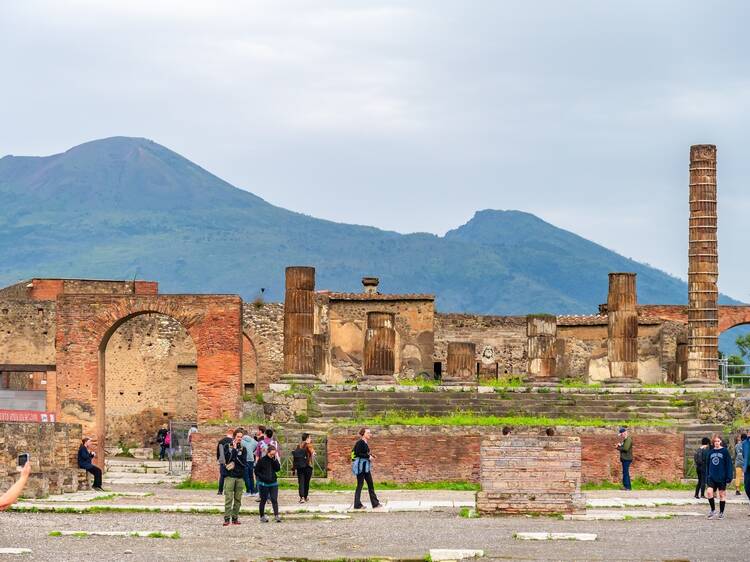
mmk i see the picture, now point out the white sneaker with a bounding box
[707,510,716,519]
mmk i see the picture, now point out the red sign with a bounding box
[0,410,56,423]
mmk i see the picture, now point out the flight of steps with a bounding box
[104,458,188,485]
[310,390,701,424]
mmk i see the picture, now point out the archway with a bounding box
[719,322,750,383]
[103,313,197,449]
[242,334,258,393]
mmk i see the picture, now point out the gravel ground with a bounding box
[3,506,750,561]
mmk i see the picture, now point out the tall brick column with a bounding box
[606,273,639,385]
[686,144,719,384]
[282,266,318,384]
[526,314,558,384]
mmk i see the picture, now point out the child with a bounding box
[705,433,733,520]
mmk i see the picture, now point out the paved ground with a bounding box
[2,486,750,561]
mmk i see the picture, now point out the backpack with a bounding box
[292,446,308,470]
[164,432,171,446]
[694,447,703,468]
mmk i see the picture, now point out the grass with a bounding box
[147,531,181,539]
[559,378,602,389]
[478,376,525,389]
[48,531,62,537]
[176,478,479,492]
[341,412,675,428]
[582,477,694,491]
[459,507,479,518]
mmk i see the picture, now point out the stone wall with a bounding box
[477,434,585,515]
[434,314,527,378]
[326,426,685,485]
[242,302,284,390]
[327,426,480,483]
[0,300,56,366]
[190,427,225,483]
[0,421,87,498]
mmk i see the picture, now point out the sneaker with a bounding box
[254,496,261,502]
[372,503,382,509]
[275,516,282,523]
[244,493,253,497]
[217,491,223,496]
[299,498,305,504]
[304,497,309,502]
[736,491,742,496]
[93,487,106,492]
[718,512,725,519]
[694,495,700,499]
[707,510,716,519]
[223,521,230,527]
[352,505,364,510]
[259,515,269,523]
[232,519,241,525]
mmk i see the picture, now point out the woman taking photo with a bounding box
[292,433,315,503]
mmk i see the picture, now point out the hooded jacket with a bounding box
[706,446,733,484]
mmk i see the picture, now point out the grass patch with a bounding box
[176,478,479,492]
[559,378,601,389]
[342,412,675,428]
[147,531,180,539]
[478,376,525,389]
[72,532,89,538]
[48,531,62,537]
[398,377,438,392]
[459,507,479,518]
[582,477,694,491]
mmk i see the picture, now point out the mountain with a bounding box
[0,137,732,314]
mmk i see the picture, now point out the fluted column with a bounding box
[606,273,639,384]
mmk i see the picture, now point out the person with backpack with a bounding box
[216,428,234,495]
[352,427,381,510]
[255,445,282,522]
[292,433,315,503]
[694,437,710,499]
[221,428,248,526]
[705,433,733,520]
[240,430,258,497]
[156,424,168,461]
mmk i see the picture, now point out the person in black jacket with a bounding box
[292,433,315,503]
[216,428,233,496]
[156,424,168,461]
[352,427,381,510]
[254,445,281,522]
[78,437,104,491]
[705,433,733,520]
[221,429,248,526]
[694,437,710,499]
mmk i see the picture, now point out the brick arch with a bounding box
[55,294,243,464]
[242,326,276,390]
[718,307,750,333]
[634,304,750,333]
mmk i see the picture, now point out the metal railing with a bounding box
[719,359,750,387]
[167,420,196,475]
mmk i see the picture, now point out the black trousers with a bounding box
[297,466,313,498]
[695,469,706,497]
[259,485,279,517]
[85,465,103,488]
[354,470,379,508]
[218,465,228,494]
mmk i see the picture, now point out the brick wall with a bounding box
[0,300,56,366]
[190,427,225,482]
[242,302,284,389]
[477,434,585,515]
[0,421,87,498]
[326,426,684,485]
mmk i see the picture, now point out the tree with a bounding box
[737,333,750,361]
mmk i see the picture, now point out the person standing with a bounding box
[616,427,633,491]
[733,434,745,496]
[742,431,750,506]
[255,445,282,522]
[187,424,198,458]
[292,433,315,503]
[221,429,248,526]
[156,424,168,461]
[241,430,258,497]
[352,427,381,510]
[694,437,710,499]
[705,433,733,519]
[78,437,104,492]
[216,428,234,495]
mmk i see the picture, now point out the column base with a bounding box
[682,377,721,387]
[278,373,321,385]
[524,376,561,387]
[602,377,641,387]
[358,375,398,386]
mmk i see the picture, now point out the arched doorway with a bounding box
[719,323,750,385]
[242,334,258,393]
[103,313,197,449]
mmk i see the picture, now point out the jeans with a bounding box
[695,468,706,497]
[159,444,167,461]
[218,465,228,494]
[223,476,243,521]
[621,460,632,490]
[297,466,313,499]
[354,470,379,508]
[84,465,103,488]
[243,461,256,494]
[259,484,279,518]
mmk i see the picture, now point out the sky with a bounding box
[1,0,749,301]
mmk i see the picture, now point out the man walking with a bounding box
[616,427,633,491]
[216,428,233,495]
[742,431,750,507]
[694,437,710,499]
[221,428,248,526]
[352,427,381,509]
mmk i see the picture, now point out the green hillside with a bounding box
[0,136,716,314]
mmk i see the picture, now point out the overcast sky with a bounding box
[1,1,748,301]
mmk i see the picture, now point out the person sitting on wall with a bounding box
[0,462,31,510]
[78,437,105,492]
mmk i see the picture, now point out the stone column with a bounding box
[282,266,317,383]
[606,273,639,384]
[686,144,719,384]
[445,342,477,384]
[363,311,396,384]
[526,314,558,384]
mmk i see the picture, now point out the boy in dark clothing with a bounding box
[352,427,381,509]
[705,433,733,520]
[221,429,248,526]
[254,445,281,522]
[694,437,710,498]
[156,425,168,461]
[216,429,234,495]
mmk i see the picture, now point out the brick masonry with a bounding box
[477,434,585,515]
[325,426,684,485]
[190,427,225,483]
[0,421,88,498]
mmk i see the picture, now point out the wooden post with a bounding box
[606,273,639,384]
[686,144,719,383]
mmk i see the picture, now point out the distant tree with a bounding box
[737,333,750,361]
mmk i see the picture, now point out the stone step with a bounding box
[103,475,186,485]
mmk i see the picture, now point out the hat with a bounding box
[618,427,628,434]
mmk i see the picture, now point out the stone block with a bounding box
[131,448,154,460]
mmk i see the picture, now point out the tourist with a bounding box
[502,426,512,436]
[187,424,198,457]
[156,424,168,461]
[241,430,258,497]
[0,461,31,510]
[78,437,105,492]
[253,425,266,461]
[352,427,381,510]
[742,432,750,505]
[216,428,234,495]
[292,433,315,503]
[734,434,745,496]
[694,437,710,499]
[705,433,733,520]
[616,427,633,491]
[221,428,248,526]
[255,444,282,522]
[258,428,281,460]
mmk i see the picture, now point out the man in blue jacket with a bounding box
[742,432,750,504]
[705,433,733,520]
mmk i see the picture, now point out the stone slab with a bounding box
[429,549,484,561]
[514,532,597,541]
[0,548,32,555]
[56,531,177,537]
[565,510,703,521]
